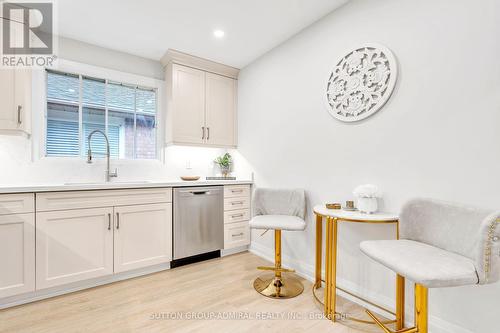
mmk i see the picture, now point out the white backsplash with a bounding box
[0,134,252,185]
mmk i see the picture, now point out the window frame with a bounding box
[35,59,164,162]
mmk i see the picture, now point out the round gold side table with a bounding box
[313,205,404,329]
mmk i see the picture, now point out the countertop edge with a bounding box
[0,180,253,194]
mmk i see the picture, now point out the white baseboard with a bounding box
[221,245,249,257]
[249,242,473,333]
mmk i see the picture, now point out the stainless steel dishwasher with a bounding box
[172,186,223,267]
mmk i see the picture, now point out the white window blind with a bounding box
[46,70,157,159]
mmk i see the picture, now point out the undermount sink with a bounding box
[64,181,152,186]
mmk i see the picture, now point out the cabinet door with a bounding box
[205,73,237,146]
[0,213,35,298]
[171,64,206,144]
[0,68,31,133]
[114,203,172,273]
[36,208,114,289]
[14,69,32,134]
[0,69,17,130]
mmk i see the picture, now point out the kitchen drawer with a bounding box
[224,221,250,249]
[224,208,250,224]
[0,193,34,215]
[224,196,250,211]
[224,185,250,198]
[36,188,172,212]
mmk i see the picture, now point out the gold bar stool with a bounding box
[360,198,500,333]
[250,188,306,299]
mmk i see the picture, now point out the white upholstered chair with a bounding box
[249,188,306,298]
[360,198,500,333]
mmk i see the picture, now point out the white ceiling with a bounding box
[56,0,348,68]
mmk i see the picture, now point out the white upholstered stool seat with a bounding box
[249,215,306,231]
[360,239,479,288]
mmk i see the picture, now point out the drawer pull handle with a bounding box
[17,105,22,125]
[232,232,244,237]
[231,201,244,205]
[231,214,244,218]
[231,189,243,193]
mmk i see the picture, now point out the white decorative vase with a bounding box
[357,197,378,214]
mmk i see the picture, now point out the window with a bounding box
[46,70,157,159]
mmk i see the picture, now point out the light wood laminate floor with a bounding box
[0,252,384,333]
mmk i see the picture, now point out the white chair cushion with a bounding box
[249,215,306,231]
[360,240,479,288]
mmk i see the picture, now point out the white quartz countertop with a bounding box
[0,179,253,194]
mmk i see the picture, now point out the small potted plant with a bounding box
[353,184,381,214]
[214,153,232,178]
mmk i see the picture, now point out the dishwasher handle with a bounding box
[191,191,209,195]
[178,189,219,195]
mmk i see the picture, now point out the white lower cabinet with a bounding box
[36,207,114,289]
[34,189,173,290]
[0,213,35,298]
[114,203,172,273]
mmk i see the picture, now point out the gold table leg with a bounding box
[325,217,332,317]
[324,217,338,321]
[315,214,323,287]
[396,220,405,330]
[314,214,402,326]
[330,218,338,321]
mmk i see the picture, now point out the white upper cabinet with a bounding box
[170,64,206,145]
[0,68,32,134]
[163,49,238,148]
[205,73,237,146]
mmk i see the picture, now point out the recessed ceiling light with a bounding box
[213,29,225,39]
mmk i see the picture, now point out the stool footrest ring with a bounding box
[365,310,417,333]
[257,266,295,273]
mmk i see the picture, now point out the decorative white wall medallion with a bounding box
[325,44,397,122]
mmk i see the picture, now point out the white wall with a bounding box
[58,37,164,80]
[238,0,500,332]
